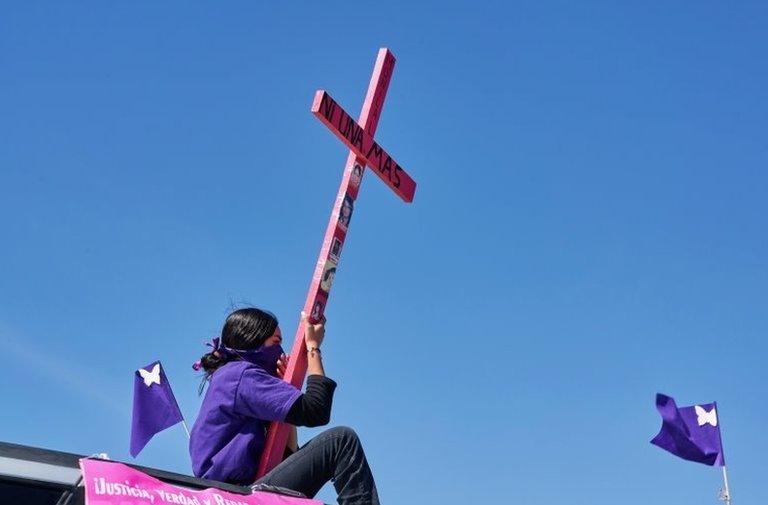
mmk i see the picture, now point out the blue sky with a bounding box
[1,1,767,504]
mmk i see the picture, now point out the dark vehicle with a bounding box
[0,441,312,505]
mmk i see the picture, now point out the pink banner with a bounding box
[79,459,321,505]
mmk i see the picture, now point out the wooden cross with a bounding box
[256,48,417,477]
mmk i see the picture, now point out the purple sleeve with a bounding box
[233,367,302,422]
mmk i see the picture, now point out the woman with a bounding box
[190,307,380,504]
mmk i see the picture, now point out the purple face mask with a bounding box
[193,337,284,376]
[223,343,284,376]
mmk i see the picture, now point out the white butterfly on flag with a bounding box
[695,405,718,427]
[139,363,161,387]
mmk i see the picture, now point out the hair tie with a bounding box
[191,336,224,371]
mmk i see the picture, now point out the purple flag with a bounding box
[650,393,725,466]
[130,361,184,458]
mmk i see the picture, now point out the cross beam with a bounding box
[256,48,417,478]
[311,91,416,203]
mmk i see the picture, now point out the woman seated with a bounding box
[189,307,380,505]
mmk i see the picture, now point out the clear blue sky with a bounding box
[1,2,766,504]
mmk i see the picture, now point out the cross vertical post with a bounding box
[256,48,416,478]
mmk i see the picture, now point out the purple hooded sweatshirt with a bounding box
[189,360,301,484]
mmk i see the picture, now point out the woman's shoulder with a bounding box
[212,360,276,382]
[220,360,252,372]
[208,360,254,386]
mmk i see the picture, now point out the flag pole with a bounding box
[715,401,731,505]
[181,419,191,439]
[719,466,732,505]
[159,362,191,440]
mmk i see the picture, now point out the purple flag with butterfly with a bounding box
[650,393,725,466]
[130,361,185,458]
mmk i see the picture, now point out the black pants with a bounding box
[255,426,380,505]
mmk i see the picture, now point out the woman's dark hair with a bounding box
[198,307,278,392]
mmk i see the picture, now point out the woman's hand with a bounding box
[276,353,289,379]
[302,311,326,377]
[302,311,325,349]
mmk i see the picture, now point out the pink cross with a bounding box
[256,48,417,478]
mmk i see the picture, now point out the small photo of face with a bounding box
[329,237,343,262]
[311,301,324,321]
[339,194,354,230]
[350,163,363,187]
[320,261,337,292]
